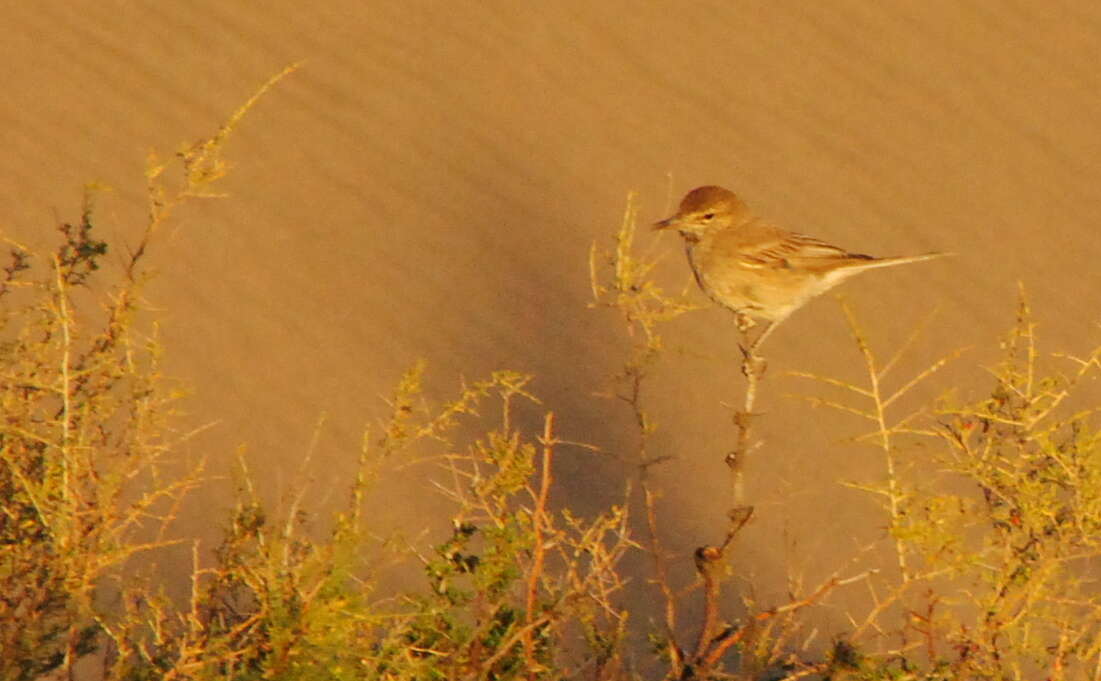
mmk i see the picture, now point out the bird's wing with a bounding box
[711,219,859,270]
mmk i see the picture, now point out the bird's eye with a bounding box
[702,213,715,221]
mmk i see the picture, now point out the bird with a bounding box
[654,185,947,349]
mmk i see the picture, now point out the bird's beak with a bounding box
[653,216,678,231]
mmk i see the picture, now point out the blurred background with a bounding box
[3,0,1100,644]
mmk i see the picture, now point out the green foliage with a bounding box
[915,295,1101,677]
[0,178,189,680]
[790,292,1101,680]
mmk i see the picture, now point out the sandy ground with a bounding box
[4,0,1101,654]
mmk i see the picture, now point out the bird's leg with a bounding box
[736,320,773,380]
[733,313,778,354]
[734,313,761,363]
[750,320,777,352]
[734,310,756,335]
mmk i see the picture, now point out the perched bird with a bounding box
[655,185,947,348]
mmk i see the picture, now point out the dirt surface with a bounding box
[4,0,1100,640]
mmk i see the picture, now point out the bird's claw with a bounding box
[734,311,756,334]
[739,350,767,378]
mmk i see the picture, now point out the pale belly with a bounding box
[688,244,832,322]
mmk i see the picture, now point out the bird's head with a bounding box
[654,186,751,236]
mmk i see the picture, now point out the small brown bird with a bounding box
[655,186,947,348]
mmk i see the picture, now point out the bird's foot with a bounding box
[734,311,757,334]
[739,346,768,378]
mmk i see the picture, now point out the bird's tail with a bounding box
[847,252,952,270]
